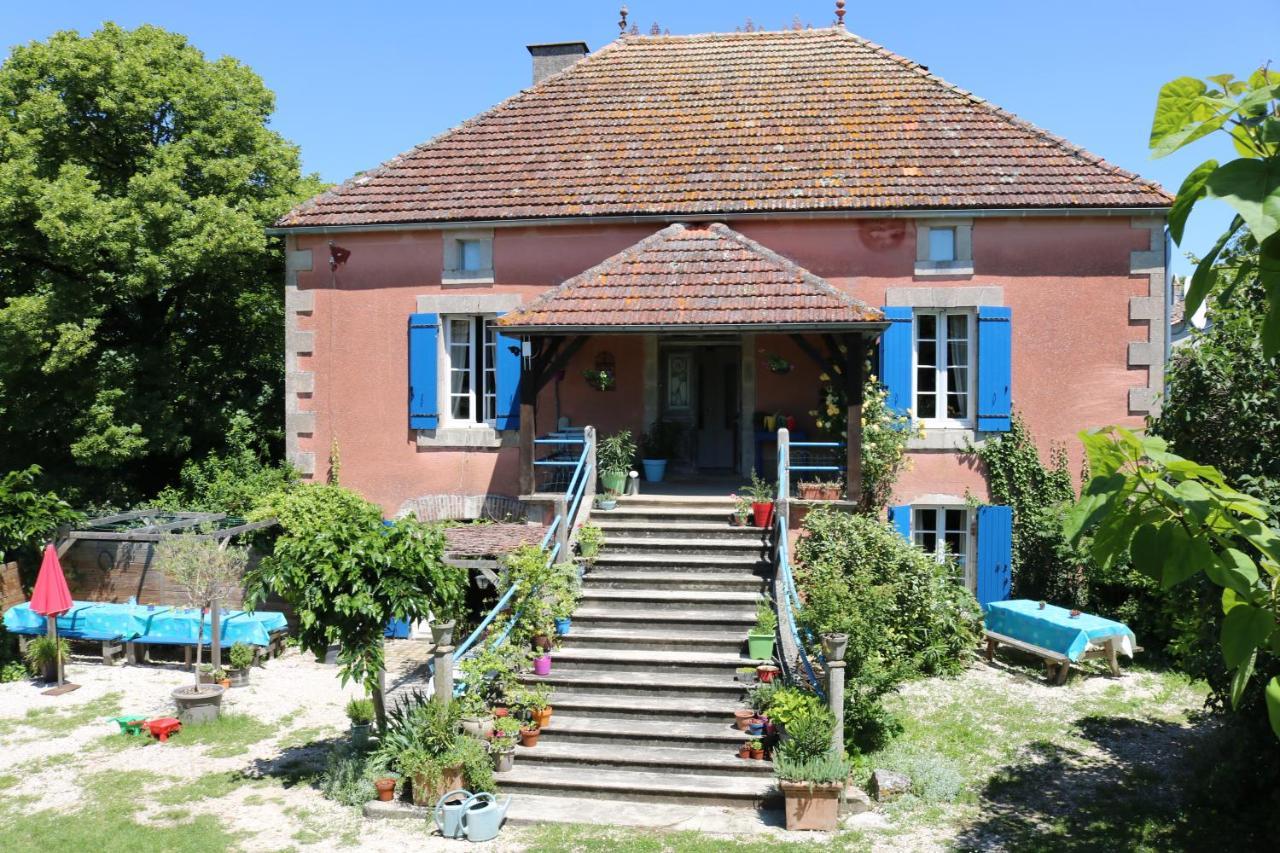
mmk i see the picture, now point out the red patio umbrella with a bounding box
[30,543,73,687]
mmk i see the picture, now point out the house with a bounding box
[271,24,1170,604]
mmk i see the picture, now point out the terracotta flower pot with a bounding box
[494,707,509,718]
[532,635,552,652]
[532,706,553,729]
[819,485,842,500]
[218,678,231,689]
[750,747,765,760]
[374,778,396,802]
[734,709,755,731]
[781,781,843,831]
[798,483,822,500]
[519,726,541,748]
[738,743,752,759]
[411,765,464,807]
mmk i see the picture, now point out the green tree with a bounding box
[0,23,325,504]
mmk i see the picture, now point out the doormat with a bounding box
[41,683,81,696]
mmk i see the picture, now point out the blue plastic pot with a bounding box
[554,616,571,636]
[642,459,667,482]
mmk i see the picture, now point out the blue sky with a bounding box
[5,2,1278,274]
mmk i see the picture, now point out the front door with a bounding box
[695,346,740,471]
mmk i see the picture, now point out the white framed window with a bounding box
[913,506,972,587]
[928,227,956,262]
[441,315,498,426]
[914,310,974,427]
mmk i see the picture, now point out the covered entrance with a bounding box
[496,221,887,501]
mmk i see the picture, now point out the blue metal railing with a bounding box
[451,429,592,691]
[774,431,827,699]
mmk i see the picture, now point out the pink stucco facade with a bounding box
[286,215,1163,516]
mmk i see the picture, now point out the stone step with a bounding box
[532,715,752,753]
[579,588,762,615]
[550,646,766,676]
[573,606,755,632]
[559,626,747,654]
[502,792,785,830]
[592,551,768,571]
[549,691,747,723]
[497,763,777,807]
[597,506,734,522]
[601,536,768,555]
[615,494,738,507]
[520,669,749,700]
[583,570,766,593]
[594,520,767,540]
[514,740,774,777]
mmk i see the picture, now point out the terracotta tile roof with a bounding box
[497,222,882,330]
[277,28,1170,228]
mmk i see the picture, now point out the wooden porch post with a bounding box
[844,336,867,505]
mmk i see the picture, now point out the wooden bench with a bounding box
[984,630,1127,684]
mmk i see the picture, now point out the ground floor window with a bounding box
[913,505,972,587]
[442,315,497,426]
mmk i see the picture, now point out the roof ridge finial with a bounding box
[835,0,846,27]
[619,5,628,37]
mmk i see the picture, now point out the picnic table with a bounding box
[983,599,1137,684]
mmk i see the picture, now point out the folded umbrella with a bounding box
[30,543,74,687]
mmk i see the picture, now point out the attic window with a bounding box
[443,229,495,284]
[915,220,974,277]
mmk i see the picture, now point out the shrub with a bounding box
[227,642,254,671]
[0,466,81,567]
[1,661,28,682]
[596,430,636,476]
[319,744,376,806]
[345,698,375,726]
[871,741,966,804]
[23,635,70,674]
[795,507,980,753]
[811,377,919,514]
[774,752,852,785]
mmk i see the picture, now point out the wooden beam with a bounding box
[64,519,276,542]
[534,335,587,391]
[788,334,839,376]
[844,335,867,504]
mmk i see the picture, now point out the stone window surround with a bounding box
[442,228,495,285]
[415,292,522,449]
[885,285,1002,451]
[284,239,316,478]
[915,218,974,277]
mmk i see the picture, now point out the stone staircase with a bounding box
[498,493,777,809]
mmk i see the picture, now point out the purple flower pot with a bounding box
[533,654,552,676]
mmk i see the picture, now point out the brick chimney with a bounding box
[527,42,589,84]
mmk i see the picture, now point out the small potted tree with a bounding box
[347,696,375,749]
[458,690,495,740]
[747,597,777,661]
[639,420,682,482]
[596,429,636,497]
[774,706,850,831]
[576,524,602,566]
[156,533,247,724]
[740,470,775,528]
[226,642,254,687]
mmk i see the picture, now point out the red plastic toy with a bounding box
[145,717,182,742]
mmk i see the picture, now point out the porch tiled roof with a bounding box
[443,523,543,559]
[496,222,881,330]
[277,27,1170,228]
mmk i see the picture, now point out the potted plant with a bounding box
[730,494,751,527]
[735,665,757,684]
[227,642,254,687]
[489,716,520,772]
[374,775,398,802]
[23,635,69,683]
[211,667,231,689]
[774,706,850,831]
[532,652,552,675]
[576,523,602,565]
[594,493,618,512]
[734,709,755,731]
[582,367,615,391]
[821,632,848,660]
[155,533,246,724]
[738,741,752,760]
[639,420,682,482]
[757,663,781,683]
[597,429,636,496]
[741,469,775,528]
[347,696,376,749]
[519,724,541,748]
[747,598,777,661]
[817,479,843,501]
[457,691,494,740]
[765,353,792,374]
[797,481,823,500]
[431,619,457,645]
[749,739,765,760]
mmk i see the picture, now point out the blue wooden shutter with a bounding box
[977,306,1012,432]
[976,504,1013,609]
[879,306,913,416]
[889,504,911,541]
[408,313,439,429]
[493,322,522,431]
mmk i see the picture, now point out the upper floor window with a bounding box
[928,227,956,262]
[914,309,974,426]
[443,229,494,283]
[915,219,973,276]
[442,315,497,425]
